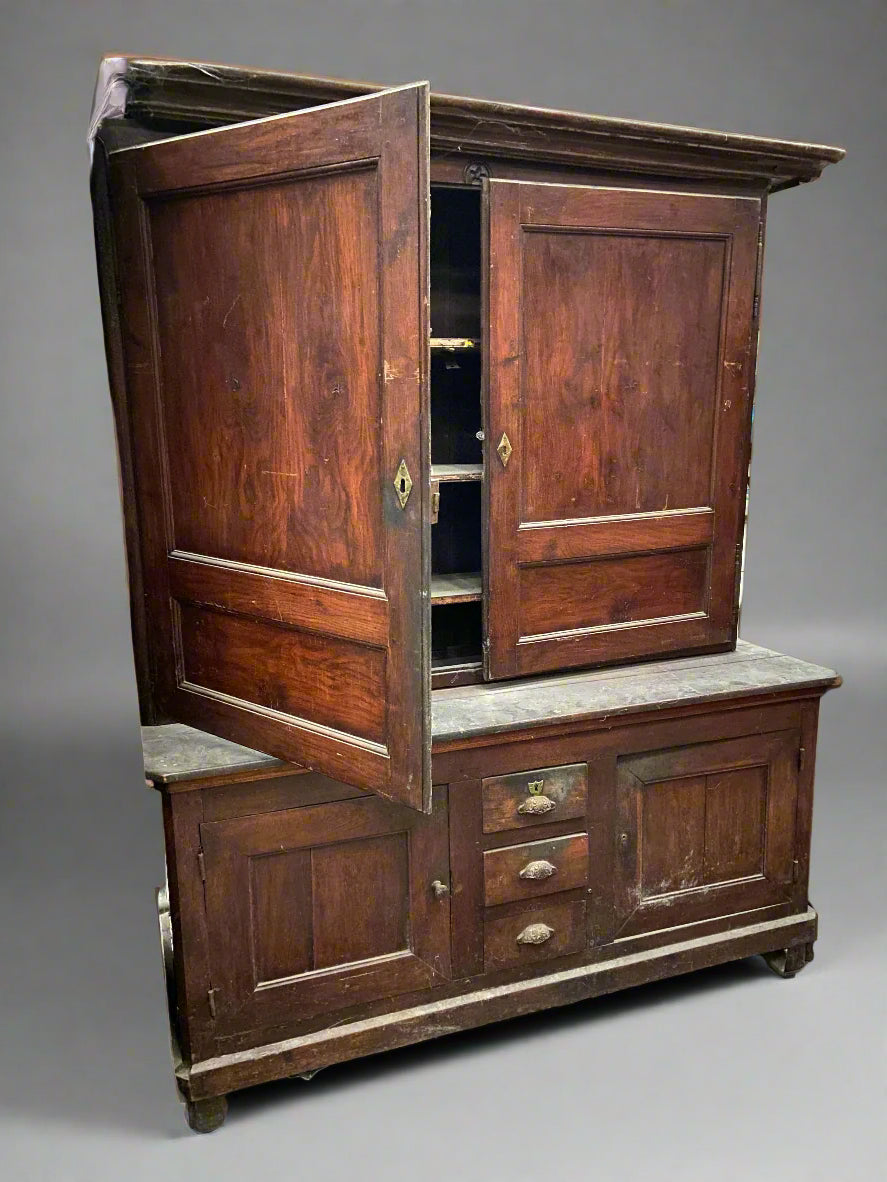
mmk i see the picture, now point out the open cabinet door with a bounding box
[483,178,760,679]
[109,85,432,810]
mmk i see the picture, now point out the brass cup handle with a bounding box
[431,879,450,900]
[516,922,554,946]
[517,795,556,817]
[519,859,558,881]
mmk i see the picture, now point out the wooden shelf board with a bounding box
[431,464,483,483]
[430,338,480,351]
[430,572,483,604]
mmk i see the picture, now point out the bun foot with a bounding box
[185,1095,228,1133]
[762,942,814,979]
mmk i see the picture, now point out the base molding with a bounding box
[179,906,817,1102]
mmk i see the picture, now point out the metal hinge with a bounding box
[197,849,206,882]
[798,745,806,773]
[207,987,218,1019]
[792,859,801,883]
[752,220,765,321]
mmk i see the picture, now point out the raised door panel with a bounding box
[484,180,761,677]
[109,86,432,810]
[614,730,800,939]
[200,793,451,1036]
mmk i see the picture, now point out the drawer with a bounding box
[484,833,588,906]
[482,762,587,833]
[484,899,586,970]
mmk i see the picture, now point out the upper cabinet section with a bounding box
[106,85,433,811]
[483,181,762,678]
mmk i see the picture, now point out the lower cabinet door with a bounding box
[200,793,451,1035]
[614,729,801,939]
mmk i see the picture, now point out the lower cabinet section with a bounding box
[160,693,823,1118]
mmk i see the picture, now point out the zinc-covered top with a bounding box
[143,641,839,785]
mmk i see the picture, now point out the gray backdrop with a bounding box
[1,2,883,1178]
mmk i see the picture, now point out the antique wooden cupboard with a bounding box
[89,56,844,1131]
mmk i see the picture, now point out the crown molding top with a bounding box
[95,55,844,191]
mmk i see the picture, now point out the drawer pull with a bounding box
[519,859,558,881]
[516,922,554,946]
[517,795,556,816]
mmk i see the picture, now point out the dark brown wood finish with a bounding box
[482,762,587,833]
[484,898,587,970]
[483,833,589,906]
[90,59,845,1132]
[199,790,450,1035]
[613,730,801,939]
[484,179,762,678]
[148,670,835,1127]
[108,85,433,810]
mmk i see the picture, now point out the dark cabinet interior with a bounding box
[430,187,484,676]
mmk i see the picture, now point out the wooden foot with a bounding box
[185,1095,228,1133]
[762,942,814,979]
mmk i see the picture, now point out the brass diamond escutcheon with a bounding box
[496,432,513,467]
[394,458,413,509]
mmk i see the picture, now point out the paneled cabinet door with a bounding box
[483,179,761,678]
[614,730,801,939]
[109,84,432,811]
[200,793,451,1037]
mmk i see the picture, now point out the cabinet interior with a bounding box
[430,186,483,677]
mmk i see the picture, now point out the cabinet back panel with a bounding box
[430,352,482,465]
[432,601,482,664]
[432,482,482,575]
[150,170,383,586]
[431,188,481,338]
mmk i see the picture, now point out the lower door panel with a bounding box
[613,730,801,940]
[200,792,451,1036]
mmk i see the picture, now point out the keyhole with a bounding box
[399,477,407,493]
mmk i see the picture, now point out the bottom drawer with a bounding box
[484,899,586,971]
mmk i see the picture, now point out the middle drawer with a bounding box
[483,832,589,907]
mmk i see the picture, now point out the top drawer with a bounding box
[482,763,587,833]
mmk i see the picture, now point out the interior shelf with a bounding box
[430,337,481,352]
[430,572,482,604]
[431,463,483,483]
